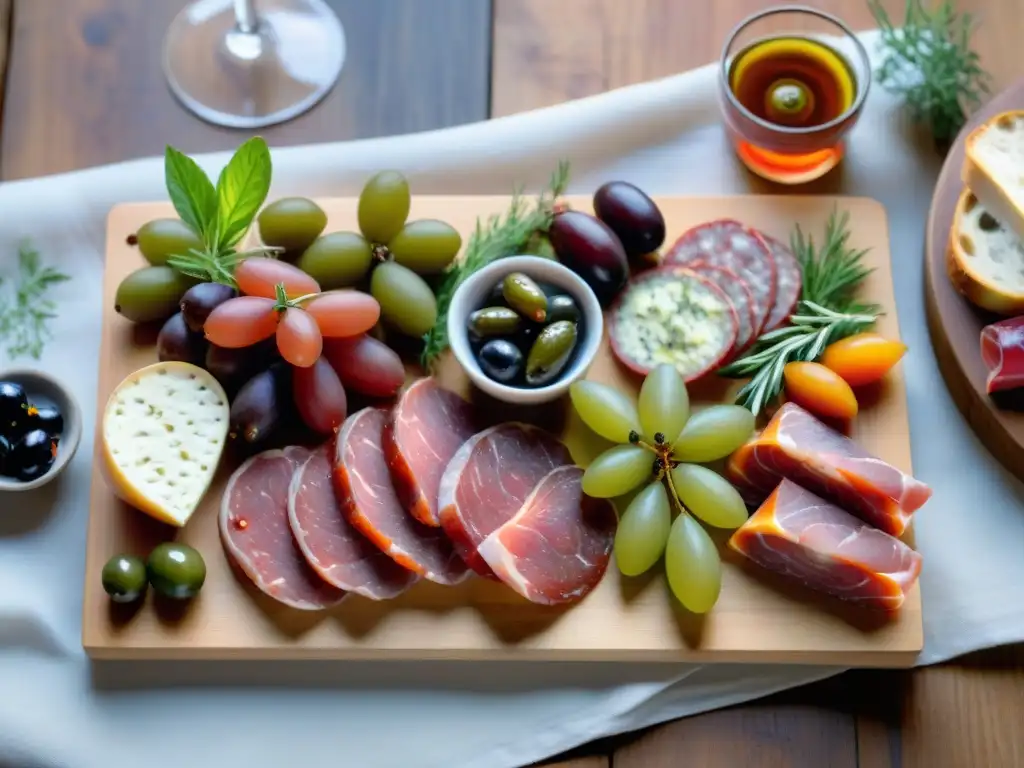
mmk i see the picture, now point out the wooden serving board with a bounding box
[84,194,922,665]
[924,81,1024,485]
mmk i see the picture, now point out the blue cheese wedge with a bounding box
[101,361,229,527]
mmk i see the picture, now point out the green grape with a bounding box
[257,197,328,254]
[614,481,671,576]
[638,363,689,445]
[670,463,748,529]
[569,381,642,443]
[358,170,410,244]
[581,445,654,498]
[672,405,755,463]
[297,232,374,289]
[370,260,437,337]
[388,219,463,274]
[114,266,196,324]
[664,513,721,614]
[136,218,204,267]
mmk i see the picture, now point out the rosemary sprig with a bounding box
[420,161,571,367]
[0,242,71,361]
[719,302,878,415]
[869,0,991,149]
[792,207,879,315]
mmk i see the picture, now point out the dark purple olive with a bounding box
[0,381,27,433]
[10,428,55,481]
[593,181,666,261]
[180,282,238,333]
[0,434,12,477]
[230,364,289,445]
[157,312,207,365]
[204,339,277,395]
[30,404,64,437]
[548,211,629,307]
[477,339,523,384]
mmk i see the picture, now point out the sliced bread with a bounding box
[963,111,1024,242]
[947,188,1024,316]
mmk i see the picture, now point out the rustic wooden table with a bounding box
[3,1,1022,766]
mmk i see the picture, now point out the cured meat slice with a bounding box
[663,219,777,336]
[383,377,479,527]
[476,465,617,605]
[729,479,922,610]
[981,316,1024,394]
[438,423,573,577]
[687,262,758,354]
[220,446,348,611]
[759,233,802,333]
[334,407,470,585]
[289,445,419,600]
[725,403,932,536]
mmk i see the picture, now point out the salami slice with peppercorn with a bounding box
[759,232,802,333]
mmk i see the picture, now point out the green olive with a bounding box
[468,306,522,337]
[547,295,581,325]
[296,232,374,289]
[114,266,196,324]
[102,554,148,603]
[370,260,438,337]
[525,320,578,386]
[388,219,462,274]
[765,79,814,125]
[257,197,328,255]
[502,273,548,323]
[136,219,204,267]
[147,542,207,600]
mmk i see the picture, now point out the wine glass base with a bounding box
[163,0,346,129]
[734,141,844,185]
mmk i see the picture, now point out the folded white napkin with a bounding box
[2,29,1022,768]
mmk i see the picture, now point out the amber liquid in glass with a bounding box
[726,36,857,183]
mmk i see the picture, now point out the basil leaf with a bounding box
[215,136,272,252]
[164,146,218,244]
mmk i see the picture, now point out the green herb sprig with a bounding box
[792,208,879,315]
[420,161,570,367]
[0,242,71,361]
[869,0,991,149]
[163,137,277,285]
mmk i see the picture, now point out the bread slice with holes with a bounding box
[101,361,230,527]
[963,110,1024,242]
[947,188,1024,316]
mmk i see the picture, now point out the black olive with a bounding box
[30,404,64,437]
[0,381,27,434]
[478,339,524,384]
[10,429,55,481]
[0,434,11,477]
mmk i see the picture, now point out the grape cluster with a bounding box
[570,364,755,613]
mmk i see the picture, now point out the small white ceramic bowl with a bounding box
[0,369,83,492]
[448,255,604,405]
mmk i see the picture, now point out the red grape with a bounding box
[277,307,322,367]
[236,257,320,299]
[204,296,278,348]
[292,357,347,434]
[304,291,381,337]
[322,334,406,397]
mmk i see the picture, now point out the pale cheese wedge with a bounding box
[963,110,1024,242]
[101,361,229,527]
[947,188,1024,316]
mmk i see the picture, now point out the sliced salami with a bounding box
[289,445,419,600]
[664,219,777,336]
[686,263,758,354]
[334,408,470,585]
[383,378,480,527]
[220,446,348,611]
[437,423,573,578]
[476,465,617,605]
[759,232,802,333]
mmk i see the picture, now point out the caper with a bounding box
[147,542,207,600]
[546,295,581,325]
[136,219,204,267]
[525,320,578,386]
[502,272,548,323]
[477,339,524,384]
[468,307,522,338]
[102,554,148,603]
[114,266,196,324]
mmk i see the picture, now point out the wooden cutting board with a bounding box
[924,81,1024,484]
[83,194,923,665]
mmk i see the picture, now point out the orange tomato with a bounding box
[821,333,907,387]
[783,361,858,421]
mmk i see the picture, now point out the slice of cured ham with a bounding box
[476,465,617,605]
[438,422,573,577]
[383,377,479,527]
[729,479,922,610]
[288,445,419,600]
[981,316,1024,394]
[334,407,470,585]
[726,403,931,536]
[220,446,348,611]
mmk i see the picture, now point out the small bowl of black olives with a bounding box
[447,256,603,405]
[0,369,82,492]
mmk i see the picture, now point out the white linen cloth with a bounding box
[2,29,1022,768]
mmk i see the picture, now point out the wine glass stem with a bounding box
[234,0,259,33]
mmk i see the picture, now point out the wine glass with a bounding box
[163,0,346,129]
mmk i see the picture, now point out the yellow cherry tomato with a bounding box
[821,333,908,387]
[783,361,859,421]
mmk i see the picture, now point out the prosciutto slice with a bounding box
[438,423,573,577]
[981,316,1024,394]
[729,479,922,610]
[726,403,931,536]
[220,446,347,611]
[476,465,617,605]
[289,446,418,600]
[334,408,469,585]
[383,377,479,526]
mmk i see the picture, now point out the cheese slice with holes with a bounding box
[963,110,1024,243]
[101,361,230,527]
